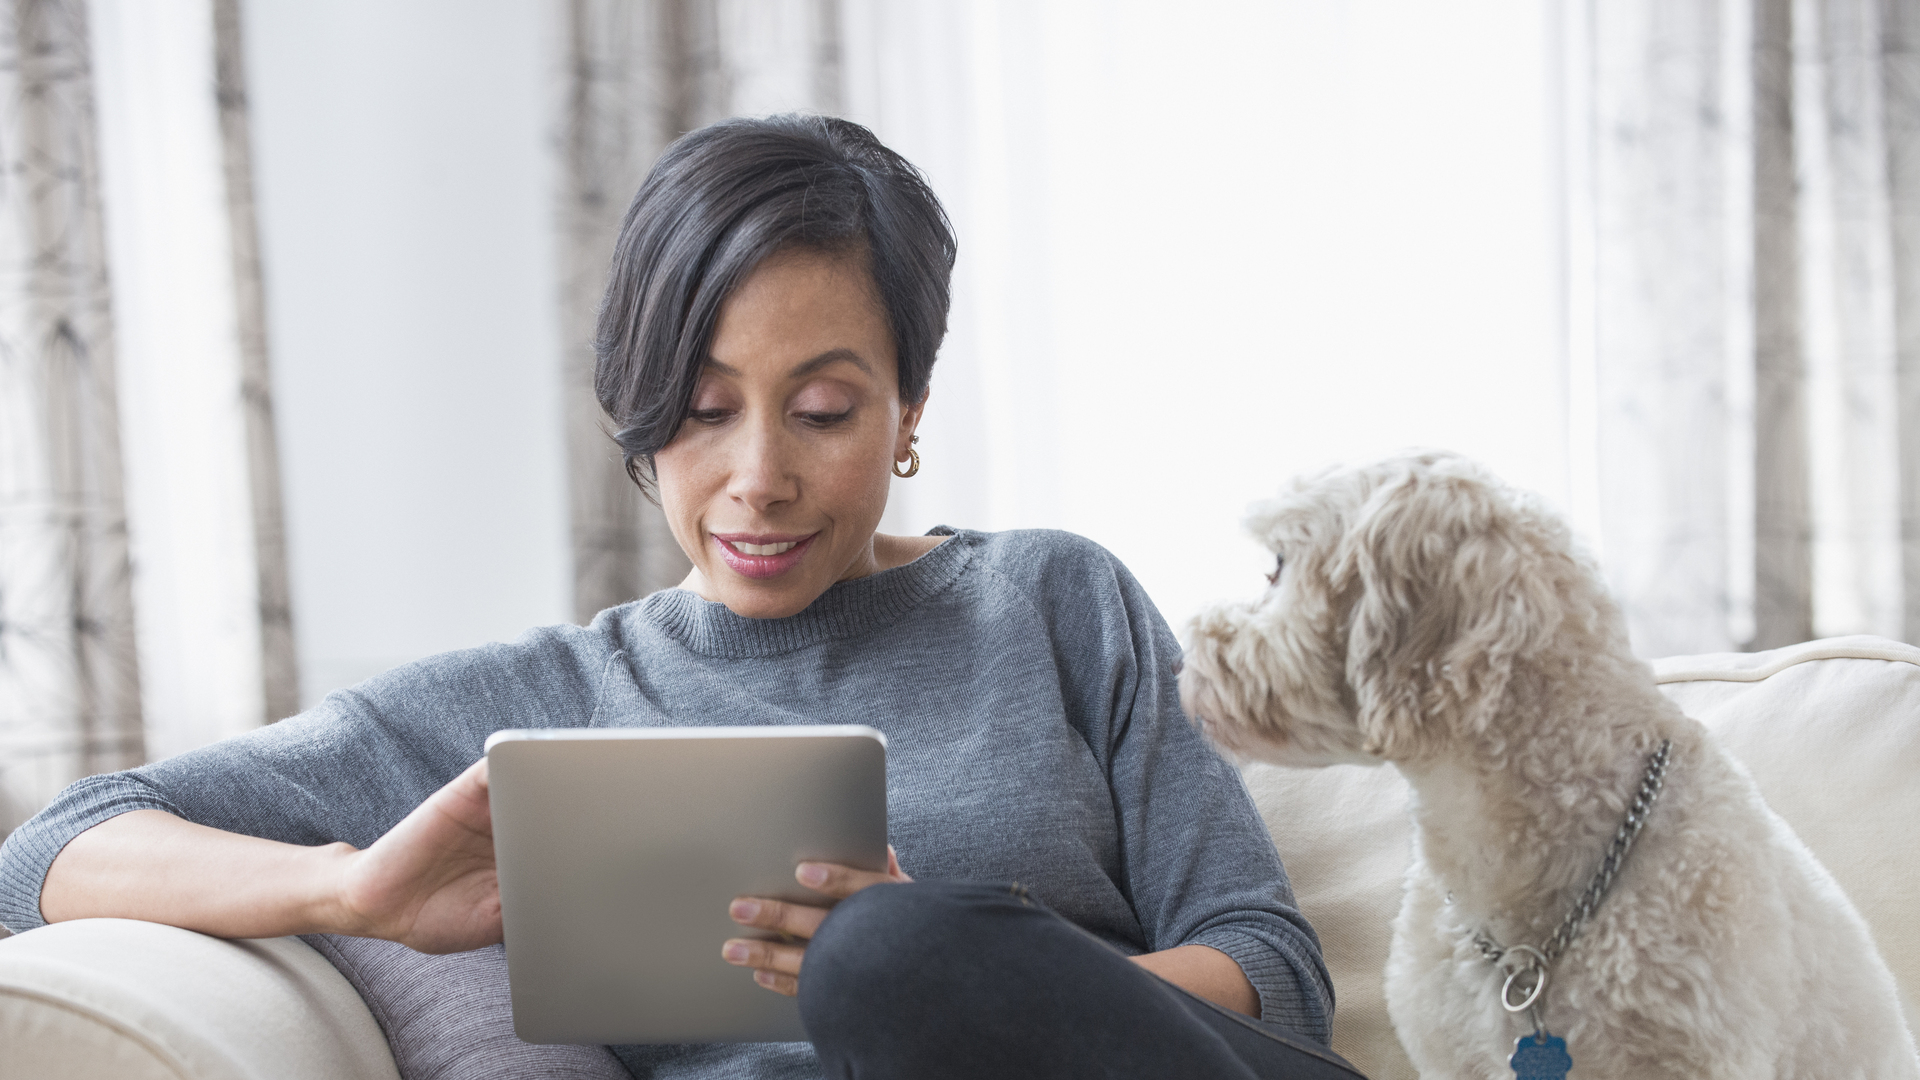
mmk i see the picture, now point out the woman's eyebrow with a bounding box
[699,348,872,380]
[787,348,872,379]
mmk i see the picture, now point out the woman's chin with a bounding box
[713,583,821,620]
[700,560,833,619]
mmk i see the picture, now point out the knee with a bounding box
[805,882,975,987]
[800,881,1034,1030]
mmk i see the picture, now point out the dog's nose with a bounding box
[1171,656,1184,676]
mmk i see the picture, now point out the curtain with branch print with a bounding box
[1579,0,1920,655]
[0,0,297,842]
[0,0,142,836]
[559,0,843,621]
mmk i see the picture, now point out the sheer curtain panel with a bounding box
[1575,0,1920,654]
[0,0,295,837]
[88,0,295,758]
[0,0,142,835]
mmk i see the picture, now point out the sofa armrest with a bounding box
[0,918,399,1080]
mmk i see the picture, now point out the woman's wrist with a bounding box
[302,841,371,937]
[177,831,368,939]
[1130,944,1260,1018]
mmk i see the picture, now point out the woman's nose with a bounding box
[724,421,798,510]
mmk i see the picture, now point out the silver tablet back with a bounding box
[486,726,888,1044]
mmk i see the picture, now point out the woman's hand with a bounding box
[722,847,911,995]
[332,757,502,953]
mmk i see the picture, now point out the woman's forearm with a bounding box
[40,760,500,952]
[1131,944,1260,1018]
[40,809,357,938]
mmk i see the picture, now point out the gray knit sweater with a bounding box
[0,527,1332,1074]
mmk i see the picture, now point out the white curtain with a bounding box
[0,0,295,834]
[212,0,298,723]
[1574,0,1919,656]
[87,0,296,754]
[0,0,143,835]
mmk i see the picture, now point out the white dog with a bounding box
[1179,451,1919,1080]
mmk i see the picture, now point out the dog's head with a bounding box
[1180,451,1615,766]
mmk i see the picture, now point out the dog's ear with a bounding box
[1330,458,1567,759]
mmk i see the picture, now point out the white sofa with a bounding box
[2,635,1915,1079]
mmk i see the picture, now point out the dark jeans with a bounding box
[798,882,1366,1080]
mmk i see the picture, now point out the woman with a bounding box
[0,116,1354,1080]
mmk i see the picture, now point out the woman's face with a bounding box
[655,248,923,619]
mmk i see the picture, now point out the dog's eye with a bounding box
[1265,555,1285,586]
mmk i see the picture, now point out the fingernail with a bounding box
[797,863,828,887]
[723,941,748,963]
[754,970,776,987]
[729,899,760,922]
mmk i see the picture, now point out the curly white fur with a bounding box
[1181,451,1920,1079]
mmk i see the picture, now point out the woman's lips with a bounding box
[712,533,816,579]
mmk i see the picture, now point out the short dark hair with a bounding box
[594,114,957,492]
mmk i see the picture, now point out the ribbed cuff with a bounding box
[0,774,179,933]
[1191,926,1335,1045]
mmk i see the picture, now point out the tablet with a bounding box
[485,725,888,1044]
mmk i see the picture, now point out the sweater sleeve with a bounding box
[1035,536,1336,1043]
[0,624,609,934]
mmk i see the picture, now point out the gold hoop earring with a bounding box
[893,435,921,478]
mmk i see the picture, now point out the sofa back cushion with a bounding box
[1247,634,1920,1080]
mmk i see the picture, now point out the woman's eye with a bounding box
[798,410,853,427]
[688,408,733,424]
[1266,555,1285,586]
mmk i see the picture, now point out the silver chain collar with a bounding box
[1471,739,1674,1016]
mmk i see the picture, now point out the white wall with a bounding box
[243,0,570,706]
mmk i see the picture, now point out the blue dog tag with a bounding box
[1510,1031,1571,1080]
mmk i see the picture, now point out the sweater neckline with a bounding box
[637,527,972,658]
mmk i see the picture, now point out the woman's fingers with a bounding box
[722,895,824,996]
[752,970,799,995]
[725,852,914,996]
[728,896,827,940]
[721,931,805,997]
[720,935,806,983]
[722,854,903,944]
[792,851,911,899]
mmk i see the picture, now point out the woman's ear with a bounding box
[1333,461,1565,760]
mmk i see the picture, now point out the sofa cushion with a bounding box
[1651,636,1920,1024]
[0,918,399,1080]
[1246,634,1920,1080]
